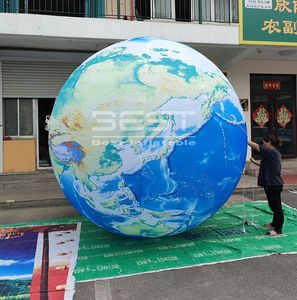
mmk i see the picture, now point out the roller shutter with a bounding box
[2,61,78,98]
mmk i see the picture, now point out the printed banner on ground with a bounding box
[1,202,297,286]
[73,201,297,281]
[0,223,81,300]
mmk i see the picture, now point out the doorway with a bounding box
[251,74,296,158]
[175,0,191,21]
[38,99,55,168]
[135,0,151,19]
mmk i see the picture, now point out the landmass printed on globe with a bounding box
[48,37,247,238]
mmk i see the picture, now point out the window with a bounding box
[200,0,211,21]
[135,0,151,19]
[175,0,191,22]
[19,0,85,17]
[215,0,230,23]
[193,0,238,23]
[3,99,33,137]
[155,0,172,19]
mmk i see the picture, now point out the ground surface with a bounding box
[0,189,296,300]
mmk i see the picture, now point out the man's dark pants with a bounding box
[264,185,284,233]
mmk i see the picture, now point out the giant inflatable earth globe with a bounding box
[48,37,247,238]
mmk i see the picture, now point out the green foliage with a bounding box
[0,280,30,299]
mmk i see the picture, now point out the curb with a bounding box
[0,185,296,209]
[233,184,297,194]
[0,198,69,209]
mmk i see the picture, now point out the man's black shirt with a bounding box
[258,145,283,187]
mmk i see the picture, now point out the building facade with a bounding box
[0,0,296,173]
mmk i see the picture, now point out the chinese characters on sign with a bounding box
[263,80,281,90]
[274,0,296,12]
[240,0,297,45]
[262,1,297,35]
[262,20,297,35]
[245,0,273,9]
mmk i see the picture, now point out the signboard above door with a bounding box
[263,80,281,90]
[239,0,297,46]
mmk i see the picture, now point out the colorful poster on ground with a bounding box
[0,223,81,300]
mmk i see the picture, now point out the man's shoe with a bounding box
[265,230,282,236]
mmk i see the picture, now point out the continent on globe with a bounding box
[48,36,247,238]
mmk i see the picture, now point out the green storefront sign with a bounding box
[239,0,297,46]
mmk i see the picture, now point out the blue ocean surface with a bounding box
[120,111,246,233]
[59,108,246,237]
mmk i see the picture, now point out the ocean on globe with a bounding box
[48,37,247,238]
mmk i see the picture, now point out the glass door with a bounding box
[251,74,296,158]
[135,0,151,19]
[175,0,191,21]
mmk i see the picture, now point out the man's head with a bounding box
[262,134,281,149]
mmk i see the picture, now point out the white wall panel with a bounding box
[2,61,78,98]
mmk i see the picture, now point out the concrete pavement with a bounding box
[75,254,297,300]
[0,173,297,300]
[73,189,297,300]
[0,189,296,300]
[1,173,297,209]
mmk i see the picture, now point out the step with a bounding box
[0,197,69,209]
[0,184,68,208]
[245,169,297,176]
[0,179,59,190]
[282,159,297,168]
[0,170,56,182]
[0,186,65,202]
[245,159,297,177]
[0,170,58,189]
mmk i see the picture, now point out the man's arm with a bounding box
[248,141,260,152]
[250,157,260,167]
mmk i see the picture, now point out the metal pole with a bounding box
[229,0,233,24]
[40,230,49,300]
[117,0,120,18]
[131,0,134,18]
[25,0,28,13]
[198,0,202,24]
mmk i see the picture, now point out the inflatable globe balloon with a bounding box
[48,37,247,238]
